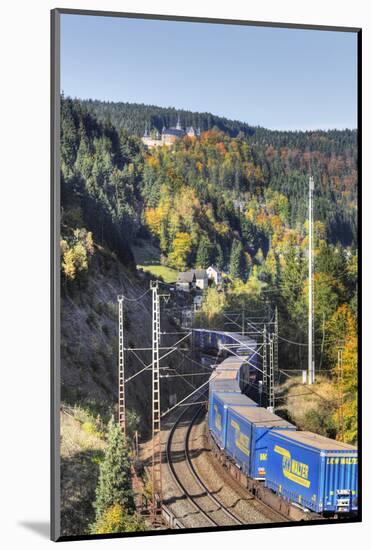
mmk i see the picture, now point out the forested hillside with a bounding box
[80,97,357,246]
[80,98,254,138]
[60,96,358,444]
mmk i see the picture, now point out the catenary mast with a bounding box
[308,176,315,385]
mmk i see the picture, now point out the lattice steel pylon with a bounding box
[274,306,279,385]
[117,295,126,438]
[150,281,162,523]
[268,334,275,410]
[262,324,268,392]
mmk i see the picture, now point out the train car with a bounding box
[209,391,257,449]
[197,327,358,518]
[193,330,257,366]
[265,430,358,515]
[225,406,296,480]
[215,356,245,370]
[194,329,257,392]
[209,369,241,395]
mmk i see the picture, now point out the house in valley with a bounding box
[206,265,222,286]
[176,269,208,292]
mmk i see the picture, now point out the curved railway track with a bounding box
[166,401,244,527]
[190,406,290,524]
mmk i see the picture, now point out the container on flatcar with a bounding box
[209,378,241,394]
[209,368,241,395]
[225,406,296,479]
[193,329,258,360]
[216,356,245,370]
[265,430,358,514]
[209,392,257,448]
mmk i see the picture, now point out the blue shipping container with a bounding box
[265,430,358,514]
[209,392,257,448]
[225,406,296,479]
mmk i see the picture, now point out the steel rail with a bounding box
[166,399,217,527]
[185,406,243,525]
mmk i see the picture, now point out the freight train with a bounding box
[192,328,358,517]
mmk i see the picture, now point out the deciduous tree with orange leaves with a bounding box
[326,304,358,444]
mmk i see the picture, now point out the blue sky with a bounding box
[60,14,357,131]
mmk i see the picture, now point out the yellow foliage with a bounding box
[204,204,215,224]
[214,221,230,236]
[195,287,226,328]
[233,269,265,298]
[73,242,88,271]
[146,155,159,168]
[168,232,192,270]
[60,239,69,255]
[62,248,76,280]
[145,208,162,237]
[327,304,358,444]
[94,503,146,534]
[60,228,94,280]
[174,187,200,226]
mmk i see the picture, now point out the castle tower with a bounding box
[176,115,182,130]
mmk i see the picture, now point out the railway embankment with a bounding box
[275,374,338,438]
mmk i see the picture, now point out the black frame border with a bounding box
[51,7,362,542]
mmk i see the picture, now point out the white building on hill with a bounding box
[176,269,208,292]
[206,265,222,285]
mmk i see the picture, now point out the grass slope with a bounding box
[60,405,107,536]
[275,374,338,439]
[132,240,177,283]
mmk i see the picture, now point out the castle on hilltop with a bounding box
[142,116,201,149]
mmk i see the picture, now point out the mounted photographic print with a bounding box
[51,9,361,541]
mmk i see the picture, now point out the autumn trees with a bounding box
[326,304,358,444]
[141,130,266,273]
[61,228,94,281]
[60,98,358,444]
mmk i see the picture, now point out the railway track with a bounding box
[166,402,243,527]
[191,406,290,524]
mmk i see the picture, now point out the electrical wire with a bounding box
[119,287,152,302]
[276,368,338,404]
[277,334,348,347]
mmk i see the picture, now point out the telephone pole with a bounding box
[117,295,126,438]
[150,281,162,523]
[308,176,315,385]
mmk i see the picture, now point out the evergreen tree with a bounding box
[93,419,134,525]
[196,236,211,268]
[229,239,248,281]
[215,243,224,270]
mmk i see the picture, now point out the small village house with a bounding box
[206,265,222,286]
[176,269,208,292]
